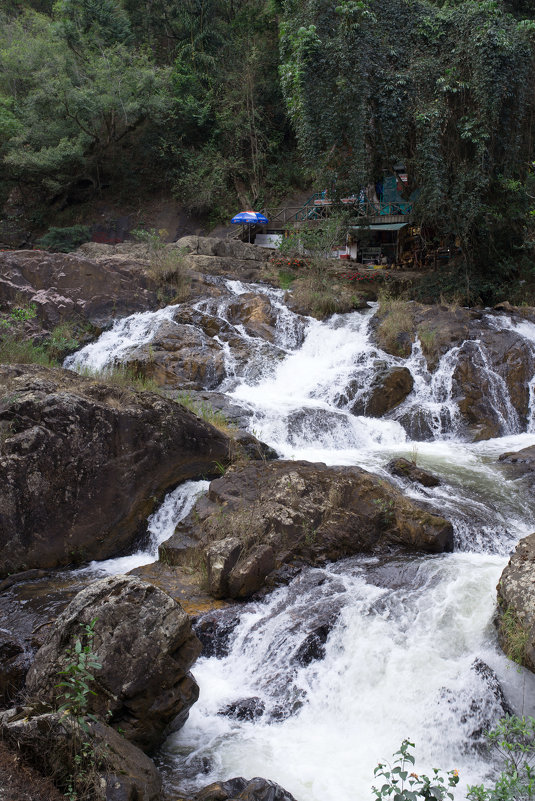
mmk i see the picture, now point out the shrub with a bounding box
[132,229,191,301]
[0,331,55,366]
[467,716,535,801]
[372,739,459,800]
[37,226,91,253]
[46,322,80,361]
[376,292,414,356]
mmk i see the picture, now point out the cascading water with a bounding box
[65,281,535,799]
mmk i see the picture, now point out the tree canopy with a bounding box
[279,0,535,273]
[1,0,535,292]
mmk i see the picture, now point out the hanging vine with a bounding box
[279,0,535,277]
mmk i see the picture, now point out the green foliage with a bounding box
[160,0,300,218]
[0,8,169,199]
[0,0,302,222]
[131,227,167,252]
[47,321,80,359]
[38,225,90,252]
[0,332,54,365]
[279,213,347,262]
[55,618,103,800]
[278,269,297,289]
[499,605,529,665]
[176,391,234,433]
[372,738,459,800]
[467,716,535,801]
[56,618,101,732]
[9,303,37,323]
[279,0,535,276]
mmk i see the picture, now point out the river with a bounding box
[66,279,535,799]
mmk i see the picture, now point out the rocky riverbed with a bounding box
[2,237,535,800]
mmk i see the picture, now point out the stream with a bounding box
[66,280,535,799]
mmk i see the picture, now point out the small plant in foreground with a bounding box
[372,739,459,800]
[56,618,101,731]
[55,618,103,800]
[467,716,535,801]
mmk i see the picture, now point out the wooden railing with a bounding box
[263,199,413,228]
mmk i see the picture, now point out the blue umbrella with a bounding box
[231,210,269,224]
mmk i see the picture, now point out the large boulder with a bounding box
[160,460,454,600]
[386,457,441,488]
[175,236,272,283]
[0,364,231,575]
[498,444,535,475]
[26,575,202,752]
[125,319,227,390]
[0,249,159,329]
[0,707,162,801]
[193,777,298,801]
[348,365,414,417]
[496,533,535,671]
[121,295,282,391]
[226,293,277,342]
[452,329,534,439]
[176,235,269,262]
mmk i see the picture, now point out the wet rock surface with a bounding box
[122,288,290,391]
[349,365,414,417]
[129,562,230,617]
[160,460,454,600]
[386,457,441,487]
[370,302,535,440]
[26,575,202,753]
[0,364,231,576]
[0,570,91,709]
[498,444,535,475]
[126,318,227,390]
[219,697,266,721]
[292,620,333,666]
[226,293,277,341]
[452,329,534,441]
[193,608,242,658]
[439,659,513,747]
[192,777,298,801]
[496,532,535,672]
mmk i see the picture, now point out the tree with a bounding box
[279,0,535,286]
[0,8,170,199]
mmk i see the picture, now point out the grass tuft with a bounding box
[376,291,414,355]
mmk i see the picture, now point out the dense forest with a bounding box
[1,0,535,298]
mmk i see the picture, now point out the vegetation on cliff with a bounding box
[0,0,298,221]
[1,0,535,298]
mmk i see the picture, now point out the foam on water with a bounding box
[65,305,179,372]
[78,480,209,576]
[63,280,535,800]
[160,554,535,800]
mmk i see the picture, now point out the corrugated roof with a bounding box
[351,223,408,232]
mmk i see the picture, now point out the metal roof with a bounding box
[351,223,408,232]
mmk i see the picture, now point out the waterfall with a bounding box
[64,281,535,800]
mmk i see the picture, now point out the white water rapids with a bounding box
[66,280,535,799]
